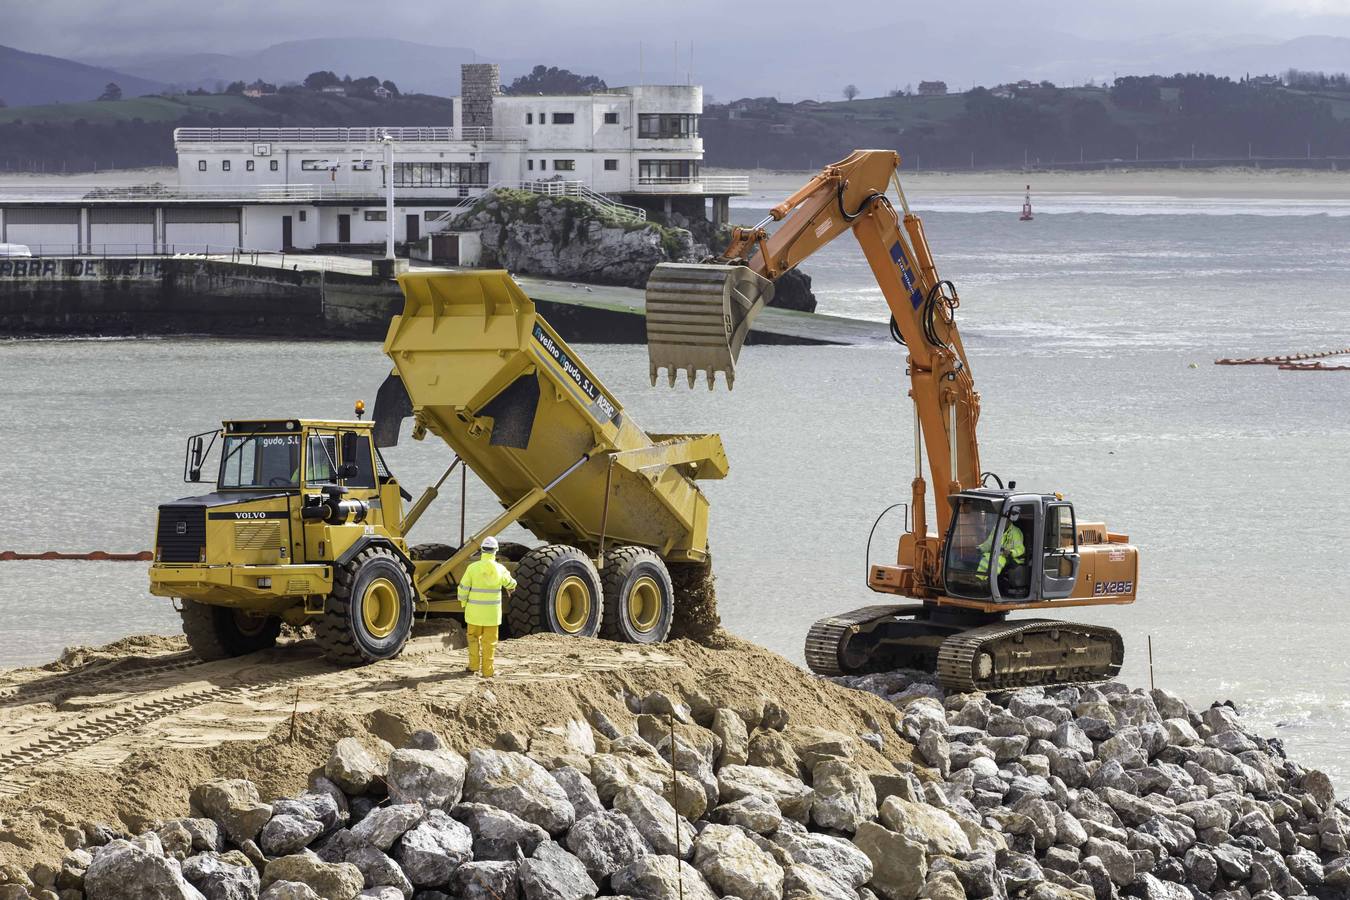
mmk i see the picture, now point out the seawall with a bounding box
[0,256,878,345]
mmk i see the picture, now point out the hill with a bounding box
[0,44,163,107]
[81,38,521,98]
[0,91,455,172]
[703,75,1350,170]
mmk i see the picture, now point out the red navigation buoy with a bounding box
[1020,184,1034,221]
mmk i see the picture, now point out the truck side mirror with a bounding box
[189,436,205,482]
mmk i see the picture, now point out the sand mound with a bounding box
[0,629,910,878]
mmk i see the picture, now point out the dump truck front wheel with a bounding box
[510,545,603,638]
[179,600,280,660]
[600,547,674,644]
[315,546,415,664]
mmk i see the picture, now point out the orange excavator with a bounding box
[644,150,1139,691]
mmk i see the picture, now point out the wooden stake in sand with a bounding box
[288,687,301,743]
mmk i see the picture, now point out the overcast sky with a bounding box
[10,1,1350,97]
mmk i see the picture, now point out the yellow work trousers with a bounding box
[466,624,499,677]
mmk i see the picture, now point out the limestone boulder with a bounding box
[877,797,971,857]
[770,831,873,890]
[719,765,815,823]
[385,749,467,810]
[551,765,604,820]
[518,841,598,900]
[450,802,550,861]
[611,855,718,900]
[710,794,784,835]
[811,760,879,833]
[344,846,411,899]
[349,803,424,851]
[393,810,473,887]
[325,739,385,796]
[614,784,695,859]
[692,823,785,900]
[85,839,206,900]
[262,856,364,900]
[450,860,520,900]
[260,815,324,858]
[784,863,859,900]
[191,780,274,846]
[852,821,927,900]
[565,811,650,882]
[463,749,575,836]
[712,708,750,768]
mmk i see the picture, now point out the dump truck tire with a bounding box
[600,546,674,644]
[179,599,280,660]
[510,544,603,638]
[409,542,458,560]
[315,546,415,664]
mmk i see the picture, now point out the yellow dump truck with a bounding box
[149,271,727,664]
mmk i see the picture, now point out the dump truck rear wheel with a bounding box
[510,545,602,638]
[600,547,674,644]
[179,599,280,660]
[315,547,415,664]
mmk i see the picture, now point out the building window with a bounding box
[527,160,534,171]
[551,112,574,124]
[222,160,231,172]
[197,160,207,172]
[603,159,619,171]
[270,160,279,171]
[301,160,330,171]
[604,112,619,124]
[392,161,490,187]
[526,113,533,124]
[554,159,576,171]
[639,159,700,183]
[299,210,307,222]
[246,160,255,171]
[540,159,547,170]
[638,114,699,139]
[423,210,448,221]
[364,210,387,222]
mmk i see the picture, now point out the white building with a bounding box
[0,64,746,255]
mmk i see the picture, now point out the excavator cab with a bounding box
[942,491,1082,604]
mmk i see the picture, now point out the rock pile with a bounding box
[10,675,1348,900]
[837,671,1350,900]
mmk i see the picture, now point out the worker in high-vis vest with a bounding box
[457,536,517,677]
[977,512,1027,580]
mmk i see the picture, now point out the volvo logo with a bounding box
[176,521,188,535]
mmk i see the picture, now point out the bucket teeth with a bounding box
[644,263,774,391]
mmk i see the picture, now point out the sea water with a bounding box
[2,192,1349,786]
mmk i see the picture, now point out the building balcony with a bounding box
[628,175,749,195]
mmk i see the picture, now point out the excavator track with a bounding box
[804,604,925,676]
[935,618,1123,693]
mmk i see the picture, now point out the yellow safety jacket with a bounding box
[458,552,518,627]
[977,521,1026,576]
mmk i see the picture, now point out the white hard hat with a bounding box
[481,536,499,552]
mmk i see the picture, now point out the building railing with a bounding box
[173,126,527,144]
[0,183,495,202]
[630,175,750,194]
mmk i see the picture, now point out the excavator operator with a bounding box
[978,508,1028,599]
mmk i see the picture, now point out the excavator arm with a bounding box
[645,151,982,582]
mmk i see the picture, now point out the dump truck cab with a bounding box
[150,415,417,663]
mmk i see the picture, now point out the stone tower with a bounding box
[461,63,500,132]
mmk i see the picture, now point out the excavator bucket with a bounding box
[644,263,775,389]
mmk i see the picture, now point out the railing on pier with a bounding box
[173,126,527,144]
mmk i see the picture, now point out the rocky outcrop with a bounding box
[447,191,696,289]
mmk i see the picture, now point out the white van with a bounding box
[0,243,32,258]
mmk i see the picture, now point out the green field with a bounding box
[0,94,262,124]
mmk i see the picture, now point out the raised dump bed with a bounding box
[375,269,728,643]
